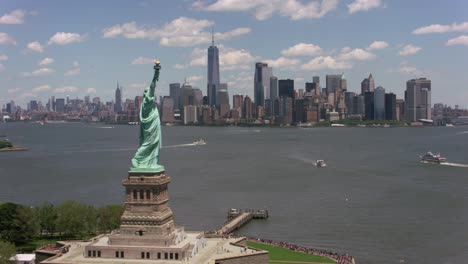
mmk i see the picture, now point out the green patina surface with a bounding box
[130,60,165,173]
[246,241,335,264]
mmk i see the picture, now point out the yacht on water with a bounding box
[193,139,207,146]
[315,160,327,167]
[420,152,446,164]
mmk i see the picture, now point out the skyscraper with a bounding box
[278,79,294,99]
[207,32,220,106]
[169,83,181,110]
[405,78,431,121]
[326,74,342,96]
[374,86,385,120]
[270,76,278,101]
[254,62,272,107]
[361,73,375,95]
[364,92,374,120]
[55,98,65,113]
[114,83,122,113]
[385,93,397,120]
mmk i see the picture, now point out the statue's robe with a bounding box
[131,88,165,172]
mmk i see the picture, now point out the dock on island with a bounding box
[217,208,269,235]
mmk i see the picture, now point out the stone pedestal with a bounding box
[108,171,176,246]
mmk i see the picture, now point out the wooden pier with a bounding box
[217,208,269,235]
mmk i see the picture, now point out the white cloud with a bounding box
[64,61,80,76]
[48,32,87,45]
[21,92,37,98]
[187,75,203,83]
[38,57,54,66]
[0,54,7,61]
[281,43,321,57]
[367,40,389,50]
[301,56,352,71]
[22,67,55,77]
[131,57,154,65]
[27,41,44,53]
[348,0,382,14]
[127,83,147,89]
[399,66,420,74]
[0,32,17,45]
[413,22,468,34]
[7,88,21,94]
[174,64,186,69]
[186,45,259,70]
[338,48,376,61]
[54,86,79,93]
[446,35,468,46]
[102,17,251,47]
[193,0,339,20]
[0,63,4,72]
[399,44,422,56]
[264,57,300,69]
[86,87,97,94]
[32,85,51,92]
[0,9,27,24]
[64,68,80,76]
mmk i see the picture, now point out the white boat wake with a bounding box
[62,142,204,154]
[440,162,468,168]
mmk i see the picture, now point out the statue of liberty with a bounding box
[130,60,165,173]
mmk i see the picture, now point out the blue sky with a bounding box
[1,0,468,108]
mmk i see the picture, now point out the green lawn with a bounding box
[246,241,335,264]
[16,234,96,252]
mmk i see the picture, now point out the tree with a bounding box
[98,205,124,233]
[35,203,58,237]
[0,203,37,243]
[56,201,97,237]
[0,240,16,264]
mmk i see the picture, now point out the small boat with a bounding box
[446,124,454,127]
[383,124,390,128]
[420,151,446,164]
[193,139,207,145]
[315,159,327,167]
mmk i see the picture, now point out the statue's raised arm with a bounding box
[130,60,165,173]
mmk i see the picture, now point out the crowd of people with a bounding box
[244,236,355,264]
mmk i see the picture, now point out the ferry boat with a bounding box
[193,139,207,145]
[315,159,327,167]
[420,152,446,164]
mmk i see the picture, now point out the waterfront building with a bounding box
[192,88,203,105]
[345,92,356,115]
[295,98,305,123]
[254,62,272,107]
[243,96,254,120]
[405,78,431,121]
[233,94,243,116]
[396,99,405,121]
[278,79,294,99]
[169,83,181,110]
[326,74,342,96]
[361,73,375,95]
[218,89,230,118]
[207,33,220,106]
[30,100,38,111]
[183,105,198,124]
[364,91,374,120]
[55,98,65,113]
[270,76,278,102]
[374,86,385,120]
[161,96,174,123]
[134,96,143,111]
[181,82,194,107]
[353,95,365,117]
[385,93,397,120]
[114,84,122,113]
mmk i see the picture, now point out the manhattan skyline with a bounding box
[1,0,468,108]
